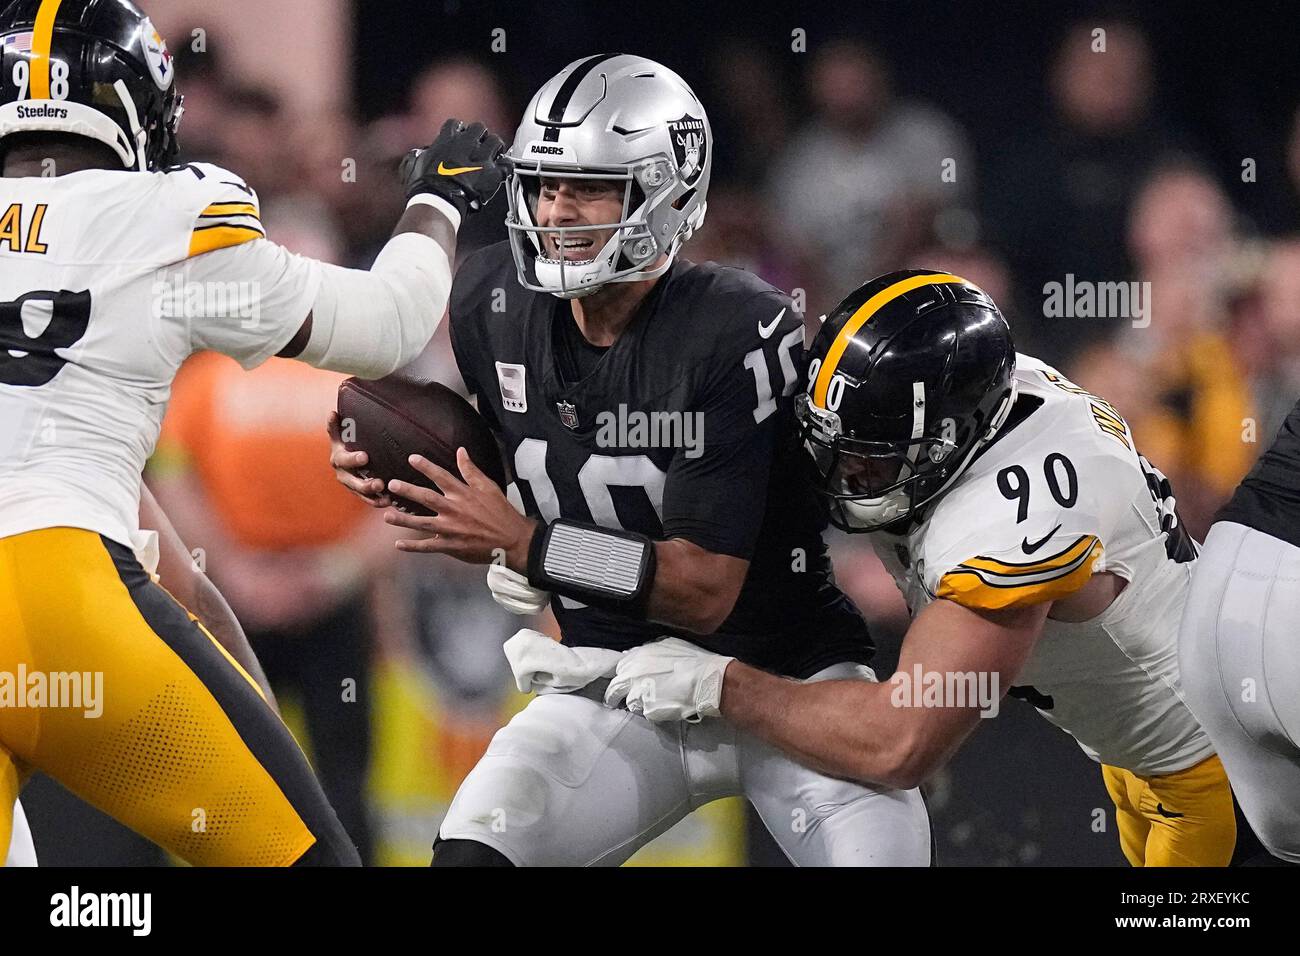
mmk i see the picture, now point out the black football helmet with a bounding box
[797,270,1018,533]
[0,0,182,171]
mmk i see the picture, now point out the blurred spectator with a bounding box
[404,57,515,256]
[1288,105,1300,208]
[707,39,794,188]
[171,41,229,164]
[684,186,803,295]
[218,85,294,198]
[280,114,406,267]
[985,20,1187,366]
[1064,163,1257,536]
[409,57,513,138]
[767,39,973,300]
[1128,162,1236,281]
[1252,238,1300,437]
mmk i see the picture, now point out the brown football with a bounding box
[336,376,507,516]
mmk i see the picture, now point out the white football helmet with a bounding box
[503,54,712,299]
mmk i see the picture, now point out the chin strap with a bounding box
[112,79,146,171]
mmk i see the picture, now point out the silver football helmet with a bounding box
[503,54,712,299]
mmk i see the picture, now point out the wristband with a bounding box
[527,519,657,612]
[406,193,462,232]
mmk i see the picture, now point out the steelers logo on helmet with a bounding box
[141,20,175,91]
[0,0,184,171]
[668,114,707,186]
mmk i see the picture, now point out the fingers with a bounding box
[384,509,439,532]
[387,475,446,512]
[406,453,465,493]
[456,447,495,491]
[394,536,445,554]
[604,675,631,709]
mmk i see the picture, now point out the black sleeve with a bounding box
[660,289,805,558]
[447,248,502,434]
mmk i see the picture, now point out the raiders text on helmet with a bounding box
[0,0,182,171]
[503,54,712,299]
[797,270,1018,532]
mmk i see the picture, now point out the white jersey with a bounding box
[0,163,323,552]
[872,354,1213,776]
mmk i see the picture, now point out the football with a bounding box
[336,376,507,515]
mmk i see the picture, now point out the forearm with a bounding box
[507,528,745,635]
[296,200,459,380]
[721,662,926,789]
[644,538,746,634]
[722,597,1047,789]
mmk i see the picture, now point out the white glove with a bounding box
[487,563,550,615]
[503,628,624,695]
[604,637,735,723]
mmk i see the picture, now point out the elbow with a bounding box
[844,725,943,792]
[871,739,943,792]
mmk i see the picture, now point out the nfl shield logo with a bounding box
[668,114,707,187]
[557,400,579,430]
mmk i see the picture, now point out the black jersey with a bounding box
[1216,399,1300,550]
[448,242,873,678]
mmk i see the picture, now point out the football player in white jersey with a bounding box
[608,271,1238,866]
[0,0,505,865]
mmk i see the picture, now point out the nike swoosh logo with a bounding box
[1021,524,1063,554]
[758,308,786,340]
[1155,803,1184,819]
[437,162,484,176]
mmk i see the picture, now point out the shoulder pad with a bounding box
[918,447,1107,611]
[163,163,265,258]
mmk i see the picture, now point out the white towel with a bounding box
[503,628,624,695]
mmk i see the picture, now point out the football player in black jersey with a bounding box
[331,54,931,867]
[1179,398,1300,863]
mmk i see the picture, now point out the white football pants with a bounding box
[4,798,36,867]
[439,662,932,866]
[1179,521,1300,862]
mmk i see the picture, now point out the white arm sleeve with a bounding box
[179,233,451,378]
[298,232,453,379]
[179,240,324,370]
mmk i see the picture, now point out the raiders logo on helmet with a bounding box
[669,114,707,186]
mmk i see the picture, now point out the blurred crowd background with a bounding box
[21,0,1300,866]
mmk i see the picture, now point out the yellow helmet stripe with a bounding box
[30,0,65,101]
[812,273,966,408]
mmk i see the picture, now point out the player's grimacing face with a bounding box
[827,452,905,497]
[536,176,624,261]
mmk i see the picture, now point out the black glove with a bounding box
[400,118,506,218]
